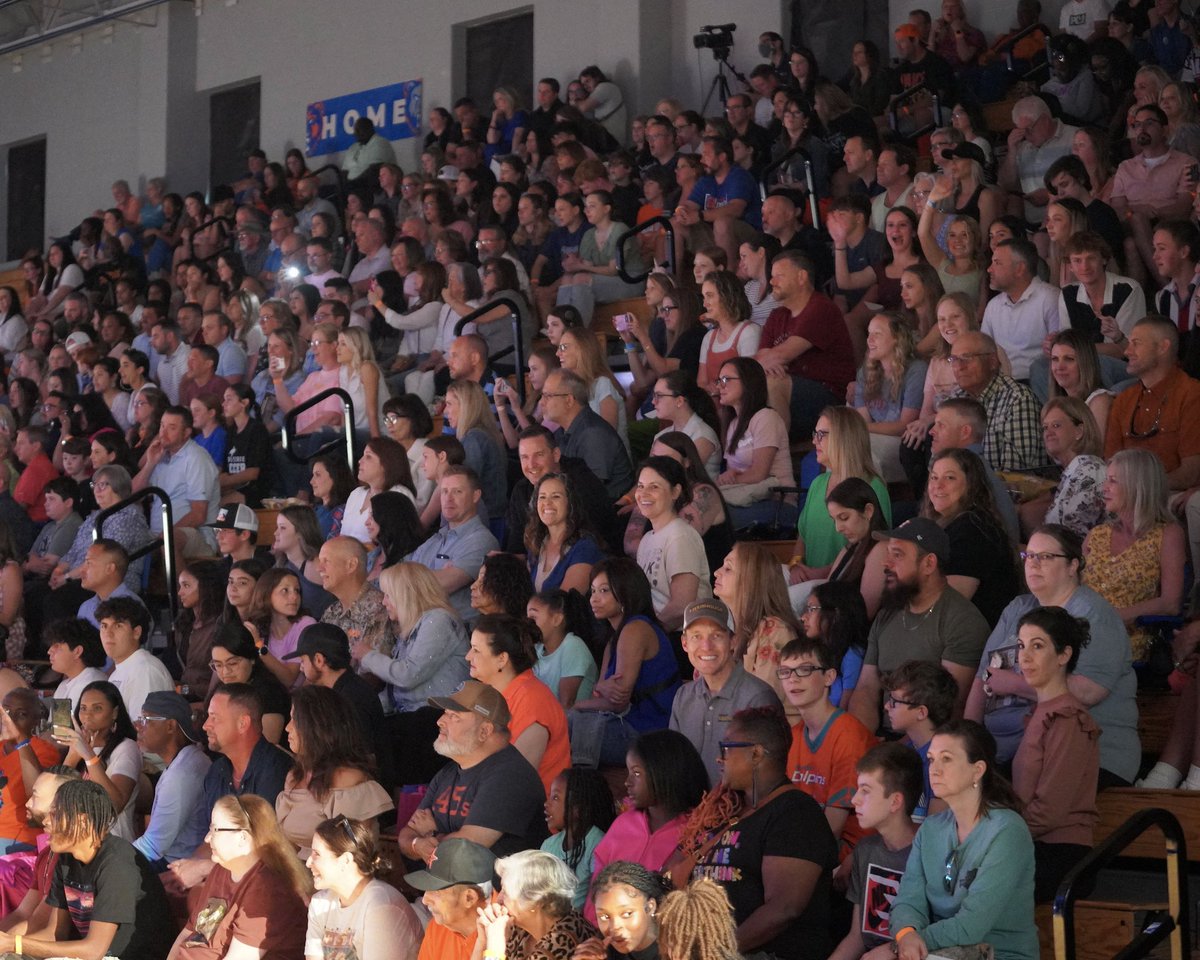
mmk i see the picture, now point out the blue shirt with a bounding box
[188,736,293,841]
[407,515,499,619]
[688,166,762,229]
[132,742,212,866]
[148,438,221,546]
[530,535,604,593]
[214,336,248,380]
[1151,16,1191,77]
[78,583,144,627]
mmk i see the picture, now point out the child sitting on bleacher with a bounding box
[883,660,959,821]
[828,742,923,960]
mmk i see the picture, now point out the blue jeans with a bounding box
[569,710,638,768]
[789,377,839,438]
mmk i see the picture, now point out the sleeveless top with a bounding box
[604,615,680,733]
[339,366,388,432]
[954,184,985,223]
[1082,523,1165,662]
[1061,280,1139,344]
[703,323,757,386]
[870,264,904,311]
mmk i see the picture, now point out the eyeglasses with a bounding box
[541,391,570,400]
[209,656,246,672]
[383,414,404,426]
[812,429,830,443]
[801,602,822,615]
[133,714,168,728]
[715,375,740,386]
[1128,384,1167,439]
[93,481,111,491]
[310,339,332,348]
[718,740,759,758]
[886,694,920,709]
[1020,551,1069,564]
[335,814,356,844]
[775,664,825,679]
[652,391,679,401]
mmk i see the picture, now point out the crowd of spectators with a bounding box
[3,2,1200,956]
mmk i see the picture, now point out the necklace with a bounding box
[901,599,937,630]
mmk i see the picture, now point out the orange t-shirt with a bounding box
[786,710,878,862]
[418,919,479,960]
[0,738,63,844]
[503,671,570,796]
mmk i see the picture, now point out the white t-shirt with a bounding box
[91,737,142,841]
[636,516,712,618]
[340,483,416,544]
[1059,0,1110,39]
[655,412,722,482]
[590,377,629,453]
[54,667,109,710]
[305,880,423,960]
[109,648,175,721]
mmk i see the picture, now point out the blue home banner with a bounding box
[305,79,423,157]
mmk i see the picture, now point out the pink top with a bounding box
[586,809,687,922]
[269,616,317,689]
[293,368,342,434]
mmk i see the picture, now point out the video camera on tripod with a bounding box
[693,22,736,56]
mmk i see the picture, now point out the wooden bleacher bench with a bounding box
[983,98,1020,135]
[760,540,795,565]
[1036,787,1200,959]
[255,509,278,548]
[593,297,655,347]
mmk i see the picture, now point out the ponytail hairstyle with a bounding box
[932,719,1022,819]
[1016,605,1091,673]
[660,368,720,437]
[226,382,262,421]
[473,613,539,674]
[214,794,314,899]
[313,815,392,879]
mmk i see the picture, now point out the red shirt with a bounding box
[13,452,58,524]
[761,294,856,395]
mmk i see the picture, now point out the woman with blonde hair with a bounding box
[486,85,529,163]
[658,878,741,960]
[854,311,927,483]
[170,794,312,958]
[1084,449,1186,661]
[1019,396,1107,540]
[336,327,388,439]
[713,541,803,717]
[903,291,984,452]
[789,405,890,581]
[917,204,984,302]
[1044,197,1090,288]
[357,561,470,784]
[444,378,507,522]
[1160,80,1200,155]
[556,325,628,442]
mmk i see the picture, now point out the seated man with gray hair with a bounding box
[999,95,1079,225]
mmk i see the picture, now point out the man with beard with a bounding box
[396,680,546,864]
[847,518,990,733]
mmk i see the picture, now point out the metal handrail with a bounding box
[616,216,675,283]
[454,296,528,406]
[1053,807,1189,960]
[95,485,178,633]
[997,21,1052,72]
[887,82,944,144]
[280,386,358,466]
[760,147,821,232]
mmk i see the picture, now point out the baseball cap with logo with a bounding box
[428,680,511,728]
[404,838,497,891]
[682,597,736,633]
[204,503,259,533]
[872,517,950,565]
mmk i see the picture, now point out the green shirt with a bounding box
[796,471,892,567]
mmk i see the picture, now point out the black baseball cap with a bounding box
[872,517,950,565]
[282,622,350,663]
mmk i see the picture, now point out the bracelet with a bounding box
[14,739,30,751]
[86,755,101,766]
[895,926,917,942]
[483,952,506,960]
[15,934,21,955]
[834,247,847,252]
[624,343,640,353]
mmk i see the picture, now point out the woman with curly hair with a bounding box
[470,553,534,618]
[275,685,392,859]
[658,877,741,960]
[697,270,761,398]
[853,311,927,483]
[525,472,604,594]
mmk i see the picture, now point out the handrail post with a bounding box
[95,485,178,638]
[453,296,528,406]
[615,216,675,285]
[280,387,357,466]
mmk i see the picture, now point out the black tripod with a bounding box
[701,52,748,115]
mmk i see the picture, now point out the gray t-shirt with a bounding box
[977,586,1141,783]
[848,833,914,949]
[30,511,83,561]
[865,586,991,673]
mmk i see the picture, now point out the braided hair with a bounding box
[558,768,615,871]
[658,878,741,960]
[49,780,114,851]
